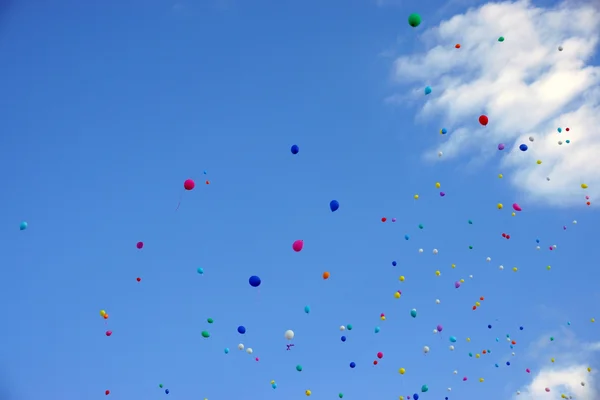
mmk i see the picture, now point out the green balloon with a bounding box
[408,13,422,27]
[207,318,214,323]
[421,385,429,392]
[498,36,505,42]
[159,384,163,388]
[296,365,303,372]
[201,330,210,338]
[418,224,423,229]
[469,245,473,249]
[347,324,353,330]
[339,393,344,398]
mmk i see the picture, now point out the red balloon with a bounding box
[373,360,378,365]
[184,179,195,190]
[377,351,383,359]
[105,390,110,395]
[136,241,143,249]
[479,115,489,126]
[136,277,141,282]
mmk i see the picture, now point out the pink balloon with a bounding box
[454,281,461,289]
[512,203,522,212]
[586,195,590,199]
[292,240,304,252]
[545,388,550,392]
[463,377,467,381]
[105,330,112,337]
[526,368,530,373]
[136,241,144,249]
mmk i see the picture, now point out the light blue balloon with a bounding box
[441,128,447,134]
[272,383,277,389]
[374,326,380,333]
[449,336,457,342]
[405,234,410,240]
[224,348,230,354]
[19,221,27,231]
[304,305,311,313]
[424,86,432,95]
[197,268,204,274]
[557,127,562,133]
[496,338,499,342]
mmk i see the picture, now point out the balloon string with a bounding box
[175,192,183,211]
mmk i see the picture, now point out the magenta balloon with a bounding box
[437,324,443,332]
[292,240,304,252]
[512,203,522,212]
[136,241,144,249]
[498,143,505,150]
[454,281,461,288]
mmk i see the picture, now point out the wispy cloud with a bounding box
[387,0,600,207]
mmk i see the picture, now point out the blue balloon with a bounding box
[291,144,299,154]
[197,268,204,275]
[495,363,499,367]
[488,324,492,329]
[441,128,447,134]
[19,221,27,231]
[506,361,511,366]
[413,394,419,400]
[404,234,410,240]
[557,127,562,133]
[165,389,170,394]
[392,261,397,266]
[519,144,528,151]
[224,348,230,354]
[449,336,457,342]
[536,238,540,243]
[374,326,380,333]
[520,326,524,330]
[349,362,356,368]
[304,305,311,313]
[330,200,340,212]
[237,326,246,334]
[272,383,277,389]
[341,336,346,342]
[249,275,261,287]
[566,139,570,144]
[424,86,432,95]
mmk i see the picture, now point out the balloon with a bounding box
[238,343,244,350]
[437,324,443,332]
[449,336,457,342]
[224,348,230,354]
[136,241,144,249]
[498,36,505,42]
[105,390,110,395]
[184,179,195,190]
[454,281,461,288]
[423,346,429,353]
[305,390,311,396]
[296,365,303,371]
[249,275,261,287]
[421,385,429,392]
[304,305,310,313]
[291,145,299,154]
[292,240,304,252]
[558,46,563,51]
[424,86,432,95]
[441,128,447,134]
[519,144,528,151]
[377,352,383,359]
[408,13,421,27]
[19,221,27,230]
[105,330,112,337]
[330,200,340,212]
[399,368,406,374]
[350,362,356,368]
[414,394,419,400]
[498,143,505,150]
[410,309,417,318]
[479,115,489,126]
[322,271,330,280]
[237,326,246,334]
[197,268,204,274]
[341,336,346,342]
[285,330,295,340]
[512,203,522,212]
[201,331,210,338]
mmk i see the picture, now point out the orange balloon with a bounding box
[455,44,461,48]
[103,314,109,319]
[482,350,487,354]
[511,340,516,345]
[322,271,330,280]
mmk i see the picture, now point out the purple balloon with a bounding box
[437,324,443,332]
[454,281,461,288]
[440,192,445,197]
[498,143,505,150]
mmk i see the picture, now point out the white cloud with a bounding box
[510,328,599,399]
[389,0,600,206]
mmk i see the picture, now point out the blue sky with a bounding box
[0,0,598,399]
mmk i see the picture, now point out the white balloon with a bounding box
[453,370,458,374]
[558,45,563,51]
[432,249,438,254]
[423,346,430,353]
[246,347,253,354]
[558,140,563,145]
[499,265,504,270]
[238,343,245,350]
[447,388,452,391]
[340,325,346,331]
[529,136,534,142]
[435,299,441,304]
[536,246,540,250]
[573,220,577,224]
[284,330,295,340]
[486,257,491,262]
[418,248,424,253]
[516,391,521,395]
[469,275,473,278]
[553,244,557,248]
[449,345,454,351]
[546,177,550,181]
[433,329,438,334]
[438,151,443,157]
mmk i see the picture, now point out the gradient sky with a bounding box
[0,1,598,399]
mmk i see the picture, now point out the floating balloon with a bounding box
[19,221,27,230]
[249,275,261,287]
[424,86,432,95]
[408,13,421,27]
[330,200,340,212]
[519,144,528,151]
[512,203,522,212]
[184,179,195,190]
[498,143,505,150]
[479,115,489,126]
[237,326,246,334]
[291,145,299,154]
[292,240,304,252]
[136,241,144,249]
[285,330,295,340]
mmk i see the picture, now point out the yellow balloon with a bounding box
[551,358,555,363]
[414,194,419,200]
[588,367,592,372]
[513,267,518,272]
[435,182,441,188]
[581,183,588,189]
[400,397,405,400]
[547,265,551,270]
[394,292,401,299]
[399,276,405,282]
[475,301,481,306]
[498,173,503,178]
[497,203,503,209]
[592,318,596,323]
[479,378,484,383]
[381,315,386,320]
[460,279,465,283]
[305,390,311,396]
[435,270,441,276]
[511,212,516,216]
[399,368,406,375]
[475,353,480,358]
[451,263,456,269]
[100,310,106,316]
[536,160,542,164]
[466,338,471,342]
